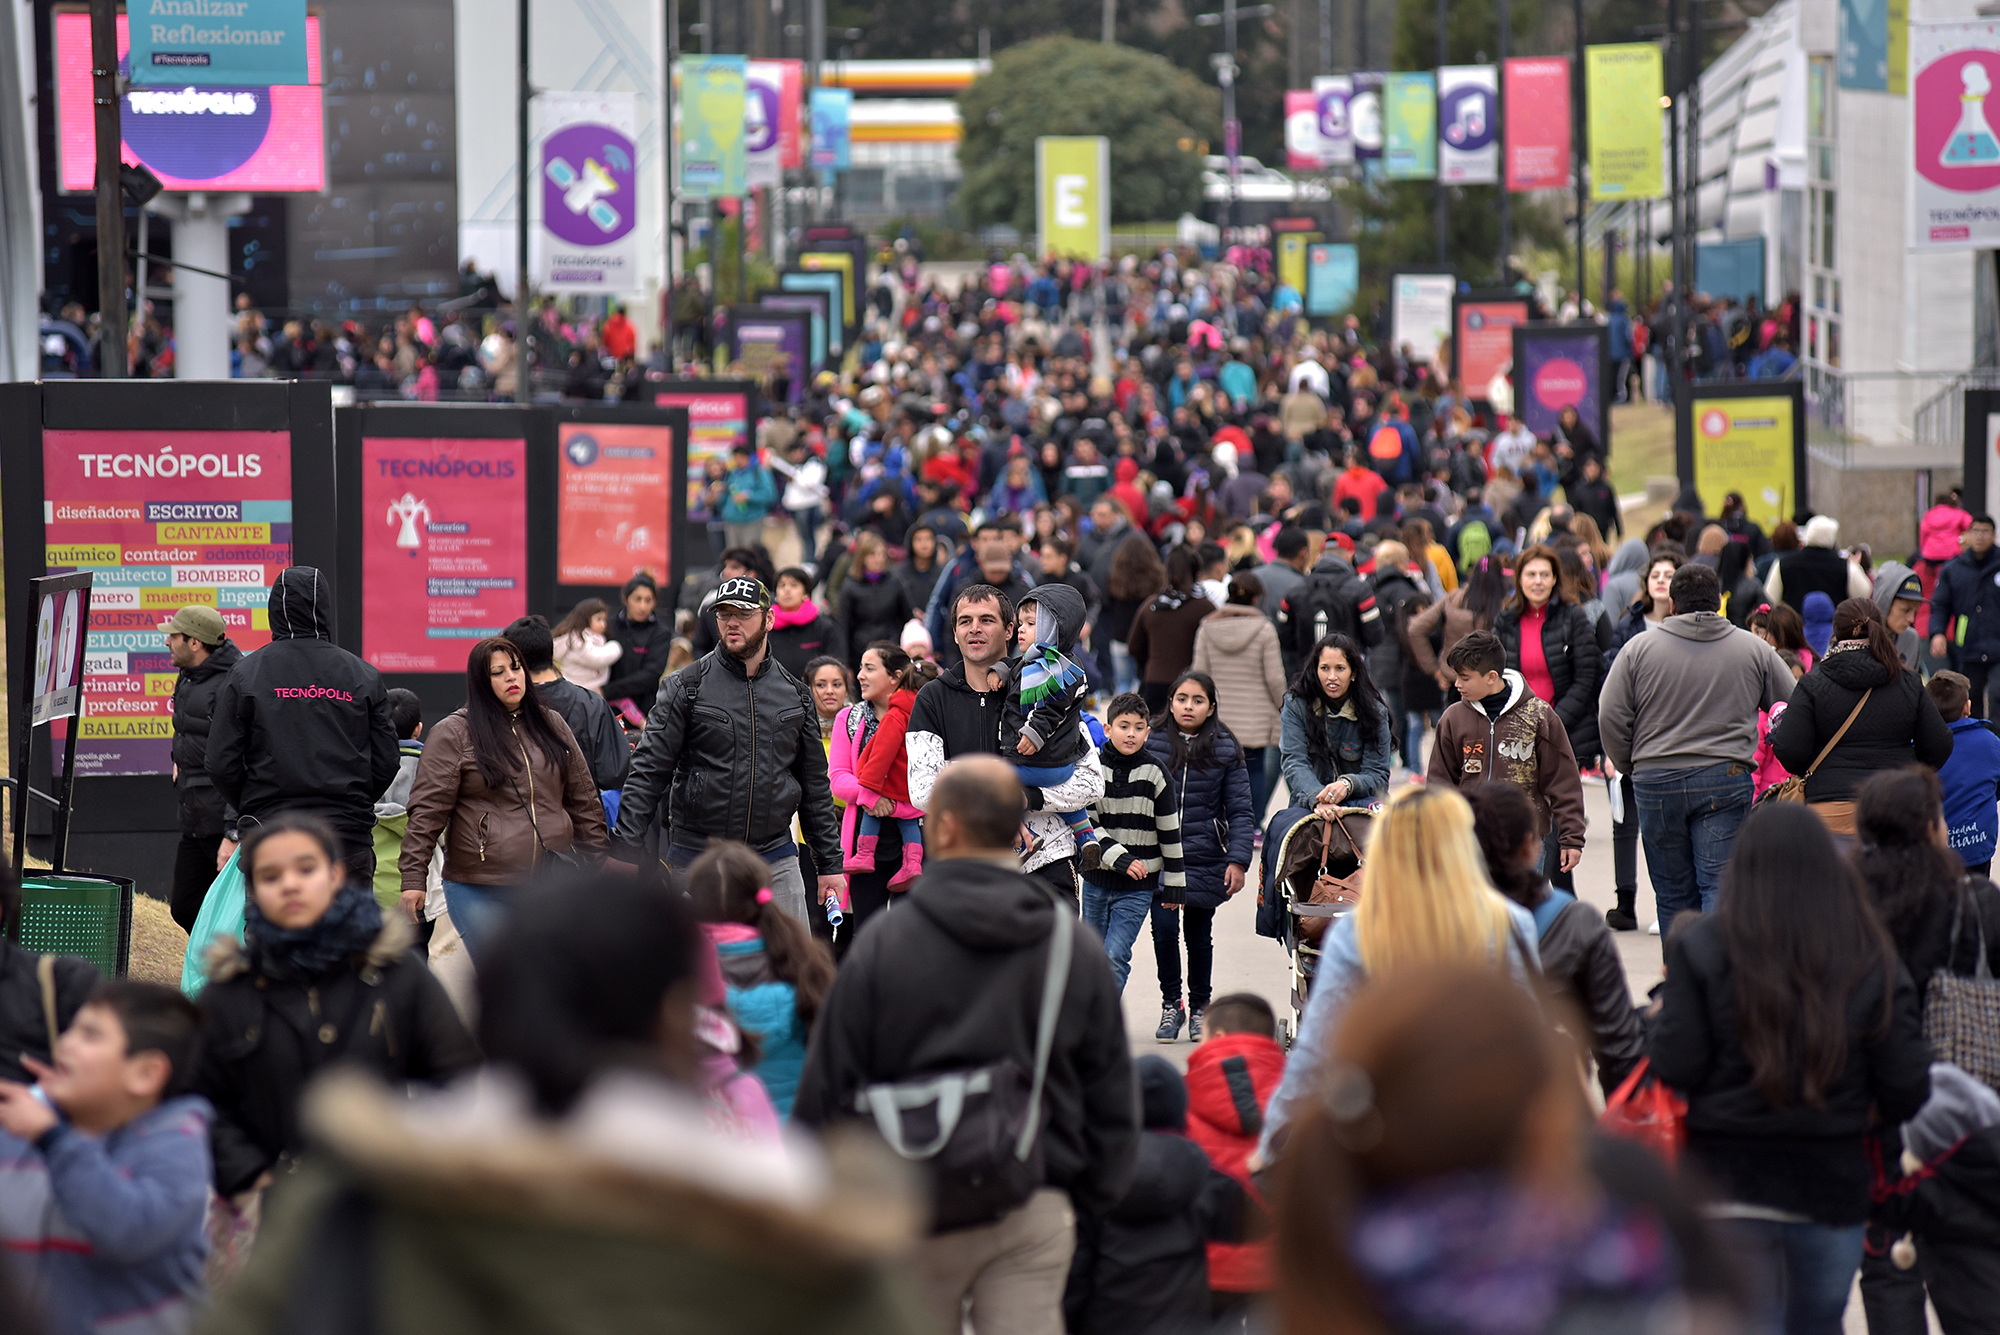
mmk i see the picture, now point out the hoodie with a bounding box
[1939,715,2000,866]
[206,567,399,839]
[1598,612,1796,775]
[1601,538,1650,613]
[791,858,1140,1216]
[1870,560,1924,672]
[1064,1056,1251,1334]
[1006,582,1092,770]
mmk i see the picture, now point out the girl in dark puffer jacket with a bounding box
[1145,670,1256,1046]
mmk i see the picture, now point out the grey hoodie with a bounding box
[1598,611,1795,774]
[1602,538,1651,613]
[1870,559,1923,672]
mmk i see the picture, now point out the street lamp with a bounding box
[1194,2,1275,244]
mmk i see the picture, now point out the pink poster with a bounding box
[1285,90,1323,169]
[558,421,673,584]
[361,437,527,673]
[41,429,293,775]
[1504,57,1571,191]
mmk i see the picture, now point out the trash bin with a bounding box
[17,874,133,978]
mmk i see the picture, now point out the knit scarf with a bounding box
[843,699,881,754]
[772,598,821,631]
[1152,589,1190,613]
[244,878,384,985]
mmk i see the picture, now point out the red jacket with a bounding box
[854,689,915,805]
[1184,1030,1285,1293]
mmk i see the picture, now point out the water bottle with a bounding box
[824,893,844,929]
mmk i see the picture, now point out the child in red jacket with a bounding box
[848,659,937,889]
[1184,992,1287,1317]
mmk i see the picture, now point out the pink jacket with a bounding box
[1922,504,1973,563]
[1752,701,1791,798]
[828,704,922,856]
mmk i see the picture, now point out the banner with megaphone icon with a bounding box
[1438,66,1498,184]
[537,91,642,294]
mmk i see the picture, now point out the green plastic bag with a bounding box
[182,848,246,997]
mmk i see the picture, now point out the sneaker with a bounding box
[1648,919,1662,935]
[1188,1007,1204,1042]
[1077,839,1102,872]
[1604,905,1638,931]
[1156,1002,1186,1043]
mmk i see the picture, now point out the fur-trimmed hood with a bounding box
[300,1068,923,1268]
[204,911,415,986]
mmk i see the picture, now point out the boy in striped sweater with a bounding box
[1081,693,1187,992]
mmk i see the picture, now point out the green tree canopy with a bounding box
[955,37,1220,235]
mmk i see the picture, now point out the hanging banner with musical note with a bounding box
[1438,65,1499,184]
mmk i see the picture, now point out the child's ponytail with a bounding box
[897,658,941,694]
[684,840,835,1026]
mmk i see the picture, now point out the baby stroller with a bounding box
[1260,806,1374,1048]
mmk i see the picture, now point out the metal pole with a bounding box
[89,0,126,377]
[1224,0,1238,243]
[1104,0,1115,43]
[517,0,532,336]
[1498,0,1511,282]
[665,0,679,365]
[1435,0,1447,265]
[1573,0,1586,313]
[1319,0,1330,75]
[1667,0,1685,412]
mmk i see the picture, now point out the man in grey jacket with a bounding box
[1598,564,1795,949]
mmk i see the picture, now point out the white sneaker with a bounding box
[1647,919,1662,935]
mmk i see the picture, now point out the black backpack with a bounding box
[1285,568,1374,655]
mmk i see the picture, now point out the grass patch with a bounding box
[130,893,188,988]
[1608,401,1678,498]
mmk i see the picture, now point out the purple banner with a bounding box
[728,307,810,405]
[1514,327,1603,443]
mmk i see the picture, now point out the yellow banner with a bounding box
[1037,137,1110,261]
[145,674,180,697]
[1586,44,1664,200]
[80,718,174,739]
[1692,395,1795,532]
[157,522,272,544]
[46,544,120,566]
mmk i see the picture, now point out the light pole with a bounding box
[1195,2,1274,245]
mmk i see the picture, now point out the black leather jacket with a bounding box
[613,649,841,868]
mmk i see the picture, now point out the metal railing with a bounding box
[1803,364,1981,467]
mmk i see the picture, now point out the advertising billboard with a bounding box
[1438,65,1498,184]
[1513,324,1610,449]
[127,0,308,86]
[1390,271,1456,365]
[1036,136,1111,261]
[41,429,294,775]
[55,11,324,194]
[1382,73,1437,180]
[1305,243,1358,317]
[537,92,640,294]
[1453,295,1532,401]
[1503,56,1570,191]
[1585,43,1665,200]
[1690,394,1800,532]
[1911,23,2000,250]
[360,437,528,673]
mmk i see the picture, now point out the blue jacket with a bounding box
[1258,899,1541,1161]
[0,1095,212,1335]
[1145,729,1256,910]
[1278,693,1393,810]
[1930,546,2000,666]
[720,463,777,524]
[1940,716,2000,868]
[714,935,808,1119]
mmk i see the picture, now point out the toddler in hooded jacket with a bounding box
[1184,993,1286,1312]
[999,583,1102,865]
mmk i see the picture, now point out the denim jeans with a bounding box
[1110,641,1140,695]
[1613,771,1638,896]
[1722,1218,1864,1335]
[1243,748,1268,822]
[791,505,822,563]
[1405,709,1438,774]
[1081,879,1153,993]
[1633,762,1753,950]
[443,878,518,962]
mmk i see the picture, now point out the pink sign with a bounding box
[1533,358,1588,410]
[1503,57,1570,191]
[361,437,527,673]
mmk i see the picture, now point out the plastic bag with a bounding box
[181,848,246,997]
[1600,1057,1688,1166]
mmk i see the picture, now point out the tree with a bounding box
[955,38,1220,235]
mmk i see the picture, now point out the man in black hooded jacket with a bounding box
[207,567,398,883]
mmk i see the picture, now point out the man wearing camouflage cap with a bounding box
[613,577,843,923]
[161,605,241,930]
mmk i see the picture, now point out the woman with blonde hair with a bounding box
[1256,784,1540,1161]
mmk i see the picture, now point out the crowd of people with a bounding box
[5,246,1999,1335]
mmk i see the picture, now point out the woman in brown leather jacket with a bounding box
[399,636,607,959]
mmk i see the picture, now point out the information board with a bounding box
[41,429,293,775]
[360,437,527,672]
[558,421,673,585]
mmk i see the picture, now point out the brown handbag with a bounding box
[1301,811,1367,942]
[1757,688,1871,808]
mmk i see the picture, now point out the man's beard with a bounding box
[726,620,769,660]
